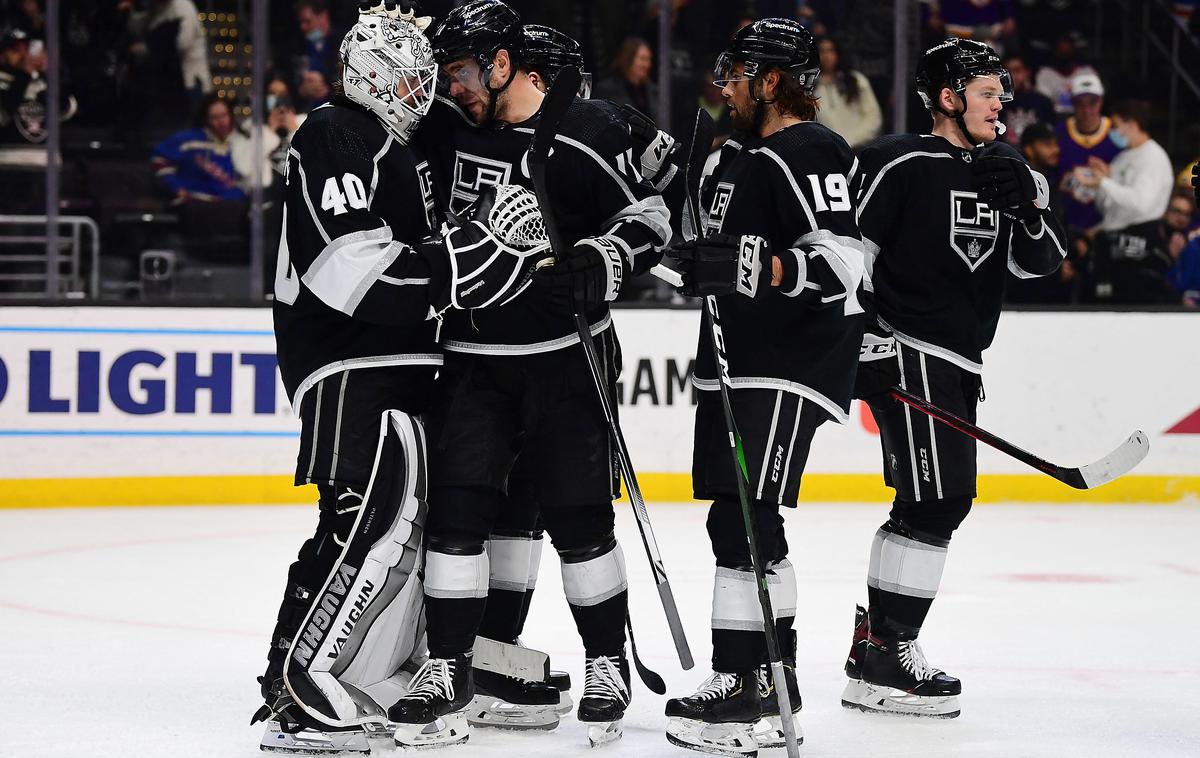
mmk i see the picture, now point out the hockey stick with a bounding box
[889,386,1149,489]
[682,108,802,758]
[528,66,694,674]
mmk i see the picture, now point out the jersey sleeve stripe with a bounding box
[750,146,817,231]
[293,147,332,245]
[555,133,637,204]
[301,227,402,315]
[780,247,808,298]
[603,195,672,249]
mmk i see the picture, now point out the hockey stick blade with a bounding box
[626,616,666,695]
[889,387,1149,490]
[529,66,694,670]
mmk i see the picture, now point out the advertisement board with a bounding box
[1,307,1196,506]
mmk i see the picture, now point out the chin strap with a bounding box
[482,59,519,126]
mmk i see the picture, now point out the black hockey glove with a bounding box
[971,155,1048,222]
[532,237,626,315]
[667,233,771,299]
[619,103,678,189]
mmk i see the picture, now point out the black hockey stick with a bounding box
[889,386,1149,489]
[528,66,694,674]
[681,108,802,758]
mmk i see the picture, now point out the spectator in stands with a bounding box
[1008,122,1074,303]
[1168,228,1200,308]
[232,77,305,191]
[1035,32,1097,114]
[1000,52,1056,146]
[1056,71,1123,234]
[151,93,246,205]
[1085,188,1192,305]
[295,0,341,88]
[697,67,732,144]
[1076,98,1174,233]
[122,0,212,110]
[595,37,658,121]
[813,36,882,149]
[927,0,1016,54]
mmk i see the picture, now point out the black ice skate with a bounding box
[843,604,870,680]
[754,663,804,749]
[665,672,761,757]
[466,668,561,731]
[252,676,370,755]
[577,653,631,747]
[841,636,962,718]
[388,655,474,749]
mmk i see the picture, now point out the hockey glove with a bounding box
[619,103,678,190]
[971,155,1049,222]
[667,233,771,299]
[532,237,626,315]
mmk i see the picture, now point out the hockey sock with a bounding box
[479,529,537,643]
[515,532,544,636]
[558,536,628,657]
[866,518,950,638]
[768,558,798,662]
[424,542,490,658]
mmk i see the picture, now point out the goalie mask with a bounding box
[340,15,437,145]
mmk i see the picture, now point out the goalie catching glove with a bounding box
[667,233,774,299]
[970,155,1050,222]
[430,184,551,312]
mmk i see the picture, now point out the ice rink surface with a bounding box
[3,500,1198,758]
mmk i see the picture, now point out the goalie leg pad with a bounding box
[283,410,429,728]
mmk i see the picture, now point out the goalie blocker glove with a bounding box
[970,154,1050,222]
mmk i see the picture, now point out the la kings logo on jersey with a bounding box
[416,160,437,231]
[706,182,735,234]
[450,151,515,214]
[948,190,999,271]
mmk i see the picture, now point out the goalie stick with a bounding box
[889,386,1149,489]
[528,65,693,673]
[681,107,802,758]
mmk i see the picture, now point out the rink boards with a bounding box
[0,306,1197,507]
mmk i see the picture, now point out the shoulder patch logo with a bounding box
[707,182,735,234]
[948,190,999,271]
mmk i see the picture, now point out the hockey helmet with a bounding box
[429,0,523,68]
[714,18,819,95]
[522,25,590,97]
[340,15,437,145]
[916,38,1012,111]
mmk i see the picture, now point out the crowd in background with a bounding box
[0,0,1198,305]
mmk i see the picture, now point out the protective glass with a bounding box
[967,70,1014,102]
[442,57,489,92]
[713,53,755,88]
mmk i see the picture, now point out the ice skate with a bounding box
[841,637,961,718]
[843,604,870,680]
[665,671,760,757]
[252,675,372,755]
[388,655,474,749]
[577,653,631,747]
[752,663,804,749]
[466,667,561,730]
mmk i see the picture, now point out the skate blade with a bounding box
[840,679,961,719]
[259,724,370,755]
[556,691,574,716]
[393,713,470,750]
[466,695,560,731]
[665,717,758,757]
[751,714,804,749]
[585,720,623,748]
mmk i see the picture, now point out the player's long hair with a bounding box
[766,66,819,122]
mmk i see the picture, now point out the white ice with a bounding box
[2,501,1198,758]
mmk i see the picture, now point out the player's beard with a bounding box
[729,97,758,132]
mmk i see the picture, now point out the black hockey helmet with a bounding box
[522,25,590,96]
[713,18,819,96]
[429,0,523,68]
[916,38,1012,112]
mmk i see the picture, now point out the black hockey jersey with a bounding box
[273,98,444,408]
[696,122,867,423]
[854,134,1067,372]
[415,96,671,355]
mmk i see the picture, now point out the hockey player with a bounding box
[253,12,553,753]
[840,38,1067,718]
[663,19,866,756]
[387,0,672,749]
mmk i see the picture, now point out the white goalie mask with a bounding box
[340,15,437,145]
